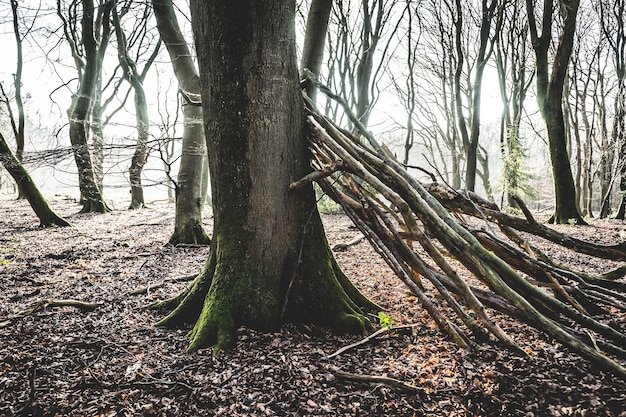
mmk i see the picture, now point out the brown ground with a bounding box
[1,198,625,416]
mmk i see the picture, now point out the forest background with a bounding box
[1,0,618,219]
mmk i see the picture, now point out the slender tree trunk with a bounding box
[90,75,105,193]
[598,72,613,218]
[0,132,70,227]
[10,0,25,200]
[526,0,584,224]
[127,87,150,209]
[66,0,111,213]
[614,76,626,218]
[300,0,332,103]
[156,0,376,351]
[112,4,159,210]
[152,0,210,245]
[464,0,501,192]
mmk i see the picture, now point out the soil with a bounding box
[1,198,625,416]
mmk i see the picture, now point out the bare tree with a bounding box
[494,0,534,208]
[58,0,113,213]
[152,0,210,245]
[598,0,626,219]
[111,0,161,209]
[526,0,585,224]
[451,0,503,192]
[325,0,400,129]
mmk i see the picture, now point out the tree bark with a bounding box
[0,131,70,227]
[112,3,160,210]
[64,0,111,213]
[526,0,584,224]
[156,0,376,351]
[152,0,210,245]
[300,0,332,103]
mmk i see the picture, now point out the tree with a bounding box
[300,0,333,103]
[0,0,70,227]
[155,0,377,351]
[111,0,161,209]
[151,0,211,246]
[494,0,534,208]
[8,0,25,176]
[58,0,112,213]
[526,0,585,224]
[399,0,464,188]
[0,131,70,227]
[599,0,626,219]
[324,0,399,129]
[452,0,503,192]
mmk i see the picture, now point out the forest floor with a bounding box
[1,197,626,416]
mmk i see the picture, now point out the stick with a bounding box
[127,273,196,296]
[332,368,420,394]
[0,299,101,328]
[325,324,420,359]
[331,234,364,252]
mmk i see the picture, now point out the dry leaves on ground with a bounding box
[1,198,625,416]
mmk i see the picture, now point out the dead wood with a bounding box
[0,299,101,328]
[331,368,420,394]
[325,324,420,359]
[425,183,626,261]
[300,86,626,379]
[127,273,196,296]
[331,234,364,252]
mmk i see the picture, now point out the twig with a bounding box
[331,368,420,394]
[127,273,196,296]
[133,376,195,391]
[331,234,364,252]
[289,162,348,190]
[325,324,420,359]
[0,299,101,328]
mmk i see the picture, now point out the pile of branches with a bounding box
[296,90,626,379]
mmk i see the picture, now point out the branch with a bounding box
[0,299,101,328]
[127,273,196,296]
[331,368,420,394]
[325,324,420,359]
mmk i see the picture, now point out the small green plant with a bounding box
[567,218,578,226]
[378,311,393,330]
[0,259,9,267]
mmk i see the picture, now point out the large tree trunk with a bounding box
[152,0,210,246]
[0,132,70,227]
[156,0,376,351]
